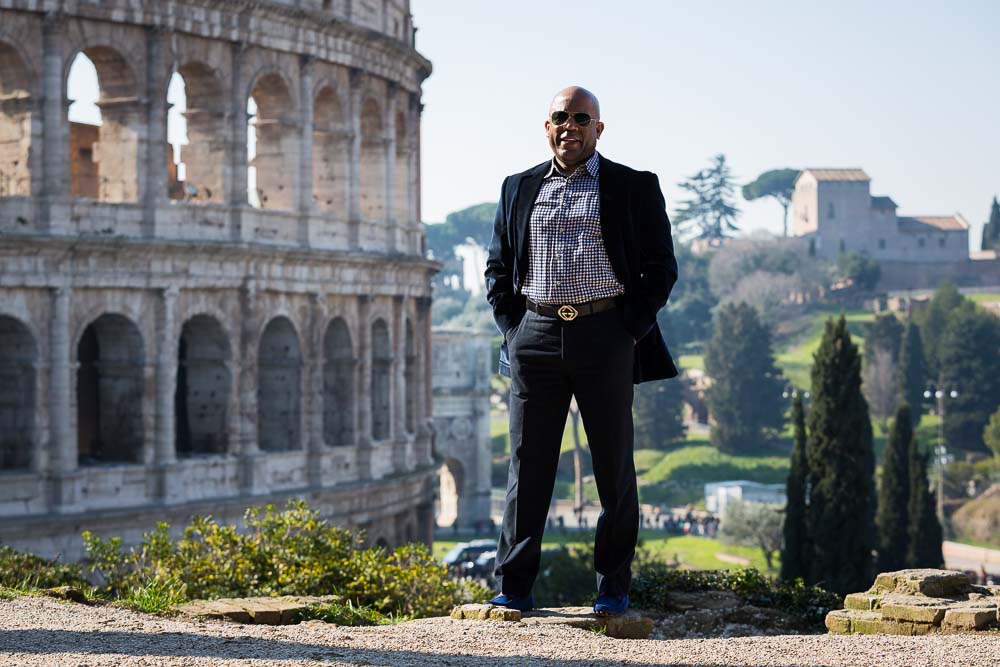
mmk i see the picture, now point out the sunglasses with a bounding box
[549,110,596,127]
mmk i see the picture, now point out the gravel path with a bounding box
[2,595,999,666]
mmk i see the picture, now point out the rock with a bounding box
[178,595,335,625]
[844,593,880,611]
[849,611,885,635]
[941,607,998,632]
[880,619,936,636]
[878,594,951,624]
[870,569,971,598]
[450,603,520,621]
[520,607,653,639]
[825,609,852,634]
[43,586,87,604]
[489,607,522,622]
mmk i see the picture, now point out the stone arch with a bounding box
[0,40,35,197]
[0,315,37,470]
[437,457,465,528]
[370,317,392,440]
[392,107,409,222]
[257,316,302,451]
[247,70,298,210]
[169,62,226,203]
[374,536,391,550]
[67,47,140,202]
[323,317,355,446]
[312,85,348,214]
[175,314,231,457]
[404,318,417,434]
[359,96,385,224]
[76,313,145,465]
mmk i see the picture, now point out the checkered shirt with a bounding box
[522,151,624,305]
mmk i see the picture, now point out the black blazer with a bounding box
[485,154,679,384]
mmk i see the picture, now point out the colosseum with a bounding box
[0,0,438,559]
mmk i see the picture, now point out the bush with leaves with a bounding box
[82,500,487,618]
[0,546,87,590]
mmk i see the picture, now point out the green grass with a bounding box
[775,306,876,389]
[642,444,788,486]
[114,577,187,615]
[678,354,704,371]
[967,292,1000,304]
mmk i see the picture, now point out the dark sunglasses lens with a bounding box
[551,111,570,125]
[572,113,592,126]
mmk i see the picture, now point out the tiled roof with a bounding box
[801,168,870,182]
[871,195,897,209]
[897,215,968,233]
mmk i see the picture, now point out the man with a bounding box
[484,86,678,615]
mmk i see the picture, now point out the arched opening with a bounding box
[323,317,354,446]
[404,319,417,434]
[76,314,145,465]
[247,73,297,210]
[436,457,465,528]
[370,318,391,440]
[167,64,226,203]
[393,108,409,223]
[359,97,385,225]
[374,536,391,550]
[0,316,36,470]
[257,316,301,451]
[67,48,139,202]
[312,86,348,214]
[175,315,231,456]
[0,42,34,197]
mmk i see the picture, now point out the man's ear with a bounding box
[595,121,605,139]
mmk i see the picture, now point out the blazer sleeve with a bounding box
[484,175,518,338]
[635,172,678,334]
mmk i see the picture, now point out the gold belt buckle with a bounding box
[557,304,578,321]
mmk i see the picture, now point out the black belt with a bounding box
[525,296,618,322]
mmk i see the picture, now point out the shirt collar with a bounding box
[545,150,600,179]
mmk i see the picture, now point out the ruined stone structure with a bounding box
[431,328,492,532]
[0,0,437,559]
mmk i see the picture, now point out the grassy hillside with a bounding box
[774,305,876,389]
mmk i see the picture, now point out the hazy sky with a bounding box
[412,0,1000,246]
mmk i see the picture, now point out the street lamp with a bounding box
[923,385,959,539]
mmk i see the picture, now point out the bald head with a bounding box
[544,85,604,173]
[549,86,601,118]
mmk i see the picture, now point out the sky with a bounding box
[66,1,1000,248]
[411,0,1000,247]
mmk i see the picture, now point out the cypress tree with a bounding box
[704,302,785,454]
[864,313,904,365]
[982,196,1000,251]
[876,404,912,572]
[633,378,687,450]
[906,442,944,568]
[897,322,926,427]
[805,315,876,596]
[780,393,809,583]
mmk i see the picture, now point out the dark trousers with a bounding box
[494,305,638,598]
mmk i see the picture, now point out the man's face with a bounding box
[545,93,604,171]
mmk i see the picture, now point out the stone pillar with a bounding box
[155,287,178,468]
[228,42,249,241]
[238,278,260,492]
[408,94,421,253]
[391,295,407,471]
[298,55,315,246]
[415,295,433,465]
[142,26,168,236]
[48,286,77,511]
[413,95,424,255]
[305,292,325,487]
[356,294,372,479]
[40,13,69,231]
[384,84,397,253]
[347,68,364,249]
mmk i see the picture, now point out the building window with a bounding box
[939,237,946,248]
[827,202,836,219]
[918,237,925,248]
[878,239,886,250]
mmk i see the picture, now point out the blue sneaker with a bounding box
[593,592,628,615]
[488,593,535,612]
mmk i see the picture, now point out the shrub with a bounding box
[630,561,841,630]
[0,546,87,590]
[82,500,487,619]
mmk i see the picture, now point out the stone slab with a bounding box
[844,593,880,611]
[825,609,853,634]
[879,596,950,625]
[881,619,936,636]
[178,595,335,624]
[450,604,521,622]
[849,611,885,635]
[870,569,971,598]
[942,607,997,631]
[521,607,654,640]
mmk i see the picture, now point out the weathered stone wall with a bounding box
[0,0,437,560]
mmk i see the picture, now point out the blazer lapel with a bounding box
[514,162,548,286]
[598,156,628,284]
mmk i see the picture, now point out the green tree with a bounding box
[719,500,784,570]
[836,252,881,291]
[864,314,904,365]
[742,168,800,237]
[913,282,965,379]
[704,303,785,454]
[983,405,1000,460]
[938,305,1000,454]
[673,154,741,240]
[982,196,1000,251]
[780,394,809,584]
[659,241,716,346]
[897,322,926,427]
[633,378,687,450]
[876,404,913,572]
[906,444,944,568]
[805,316,876,596]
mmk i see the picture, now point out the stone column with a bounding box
[228,42,249,241]
[408,94,421,253]
[40,13,69,232]
[142,26,168,236]
[298,55,315,246]
[48,286,77,511]
[415,295,434,465]
[347,68,364,249]
[413,95,425,255]
[355,294,372,479]
[238,278,260,492]
[155,287,178,468]
[384,84,397,253]
[391,295,407,471]
[305,292,325,487]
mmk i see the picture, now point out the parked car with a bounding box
[442,539,495,575]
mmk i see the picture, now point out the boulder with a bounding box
[941,607,998,632]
